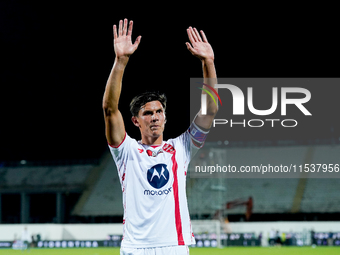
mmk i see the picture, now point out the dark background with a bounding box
[1,2,339,161]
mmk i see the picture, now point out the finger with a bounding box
[187,27,195,44]
[113,25,118,40]
[118,20,123,36]
[186,42,195,55]
[123,18,128,36]
[190,27,198,42]
[194,28,202,42]
[133,35,142,49]
[200,30,208,43]
[127,20,133,37]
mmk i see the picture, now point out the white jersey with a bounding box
[109,122,206,248]
[21,229,31,242]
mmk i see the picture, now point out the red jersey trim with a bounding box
[171,151,185,245]
[108,132,127,148]
[191,138,204,148]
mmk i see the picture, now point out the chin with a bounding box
[152,132,162,137]
[151,130,163,137]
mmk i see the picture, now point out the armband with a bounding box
[188,121,209,145]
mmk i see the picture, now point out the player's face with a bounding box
[134,100,166,139]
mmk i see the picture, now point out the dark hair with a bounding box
[130,91,167,117]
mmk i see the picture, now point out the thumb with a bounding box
[186,42,195,55]
[133,35,142,49]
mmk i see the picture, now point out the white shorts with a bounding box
[120,245,189,255]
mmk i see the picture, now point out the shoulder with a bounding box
[108,133,139,155]
[165,130,190,150]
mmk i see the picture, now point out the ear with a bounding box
[131,116,140,128]
[164,112,167,124]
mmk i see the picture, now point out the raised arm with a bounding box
[102,19,141,146]
[186,27,218,129]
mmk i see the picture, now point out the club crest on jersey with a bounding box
[146,149,163,157]
[147,164,169,189]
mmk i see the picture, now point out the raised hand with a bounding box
[113,19,141,59]
[186,27,214,62]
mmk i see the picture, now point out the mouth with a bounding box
[150,125,160,129]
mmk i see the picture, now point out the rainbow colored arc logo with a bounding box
[197,82,222,106]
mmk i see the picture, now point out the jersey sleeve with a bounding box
[107,132,133,184]
[172,119,210,163]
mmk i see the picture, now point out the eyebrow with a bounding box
[142,108,163,114]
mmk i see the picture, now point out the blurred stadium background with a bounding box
[1,141,340,250]
[2,1,340,253]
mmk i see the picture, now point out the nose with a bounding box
[151,113,158,122]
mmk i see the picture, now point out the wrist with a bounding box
[115,56,129,66]
[202,58,214,65]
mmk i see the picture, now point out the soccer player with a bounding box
[102,18,218,255]
[21,226,31,251]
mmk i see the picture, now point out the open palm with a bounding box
[186,27,214,61]
[113,19,141,58]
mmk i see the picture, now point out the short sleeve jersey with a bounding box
[108,122,206,248]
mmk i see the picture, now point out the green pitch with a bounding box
[1,247,339,254]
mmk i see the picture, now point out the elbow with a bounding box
[102,101,110,111]
[102,102,116,116]
[200,108,218,117]
[205,106,218,116]
[102,97,116,111]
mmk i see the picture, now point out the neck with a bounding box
[141,135,163,145]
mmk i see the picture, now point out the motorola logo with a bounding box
[147,164,169,189]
